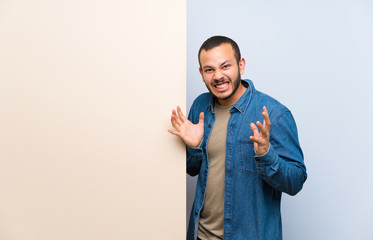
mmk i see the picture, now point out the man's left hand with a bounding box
[250,106,271,156]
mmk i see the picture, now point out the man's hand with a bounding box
[168,106,204,148]
[250,106,271,156]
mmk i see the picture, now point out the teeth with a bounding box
[215,82,228,89]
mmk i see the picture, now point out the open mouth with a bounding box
[214,82,229,92]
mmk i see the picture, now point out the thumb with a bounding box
[198,112,204,126]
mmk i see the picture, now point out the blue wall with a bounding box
[187,1,373,239]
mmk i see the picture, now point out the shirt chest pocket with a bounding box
[237,139,258,175]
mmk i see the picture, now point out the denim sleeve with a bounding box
[254,110,307,196]
[186,102,204,176]
[187,146,203,176]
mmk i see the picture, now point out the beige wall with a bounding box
[0,1,185,239]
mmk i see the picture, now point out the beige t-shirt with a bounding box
[198,102,232,240]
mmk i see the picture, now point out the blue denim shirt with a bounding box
[187,80,307,240]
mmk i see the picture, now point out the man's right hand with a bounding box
[168,106,204,148]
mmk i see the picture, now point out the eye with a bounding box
[222,64,230,69]
[204,68,213,73]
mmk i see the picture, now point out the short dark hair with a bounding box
[198,36,241,67]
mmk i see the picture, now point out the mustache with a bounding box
[213,78,226,84]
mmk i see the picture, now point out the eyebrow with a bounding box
[220,60,231,67]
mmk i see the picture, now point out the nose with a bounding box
[213,69,224,80]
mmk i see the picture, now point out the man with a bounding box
[168,36,307,240]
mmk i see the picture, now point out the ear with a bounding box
[239,58,246,75]
[199,67,206,83]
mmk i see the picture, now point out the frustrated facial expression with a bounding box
[199,43,246,106]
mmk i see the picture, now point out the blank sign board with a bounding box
[0,1,186,239]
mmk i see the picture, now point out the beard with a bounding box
[219,74,241,101]
[205,72,242,102]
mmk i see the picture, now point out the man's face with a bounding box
[199,43,245,106]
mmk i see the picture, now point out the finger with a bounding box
[177,106,187,123]
[172,109,182,126]
[250,123,259,136]
[249,135,260,143]
[171,114,181,130]
[171,119,180,131]
[250,134,268,145]
[250,134,264,144]
[168,129,181,137]
[256,120,269,137]
[262,106,271,127]
[256,120,264,132]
